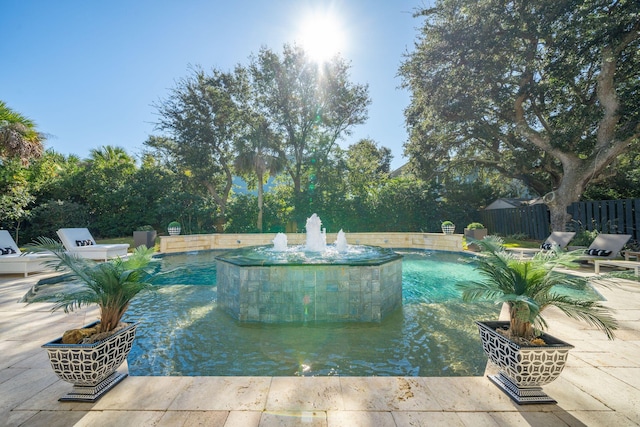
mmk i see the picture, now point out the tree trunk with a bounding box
[544,160,585,231]
[509,303,534,340]
[257,170,264,232]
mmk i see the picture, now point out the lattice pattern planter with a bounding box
[441,224,455,234]
[476,320,573,404]
[42,321,138,402]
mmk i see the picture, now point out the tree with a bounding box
[400,0,640,230]
[81,146,137,236]
[250,44,371,224]
[0,101,45,164]
[152,67,246,230]
[0,158,34,242]
[234,118,285,232]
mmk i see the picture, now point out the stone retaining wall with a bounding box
[159,232,463,253]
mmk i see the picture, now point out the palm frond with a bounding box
[458,234,618,340]
[24,237,158,332]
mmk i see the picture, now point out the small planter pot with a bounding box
[167,226,181,236]
[133,230,157,248]
[441,224,455,234]
[464,228,488,251]
[42,321,138,402]
[476,320,573,404]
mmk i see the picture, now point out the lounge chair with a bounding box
[57,228,129,261]
[594,259,640,276]
[578,233,632,261]
[0,230,55,277]
[508,231,576,258]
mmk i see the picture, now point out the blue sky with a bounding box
[1,0,429,170]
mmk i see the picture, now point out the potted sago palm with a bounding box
[457,236,617,404]
[24,237,159,402]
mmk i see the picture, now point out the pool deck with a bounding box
[1,268,639,426]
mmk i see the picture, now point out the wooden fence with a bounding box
[479,198,640,241]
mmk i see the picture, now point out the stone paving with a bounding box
[0,268,638,426]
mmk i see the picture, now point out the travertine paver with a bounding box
[168,376,271,411]
[267,376,343,411]
[224,411,263,426]
[329,410,396,427]
[340,377,441,411]
[11,410,88,427]
[0,270,639,426]
[156,410,230,426]
[260,410,327,427]
[74,410,164,426]
[93,376,191,410]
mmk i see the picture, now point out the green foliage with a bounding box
[457,236,617,340]
[400,0,640,229]
[0,100,45,163]
[250,44,371,217]
[21,199,89,243]
[168,221,181,228]
[467,222,485,230]
[570,228,599,247]
[441,220,454,226]
[25,239,158,333]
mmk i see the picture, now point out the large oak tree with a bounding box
[400,0,639,230]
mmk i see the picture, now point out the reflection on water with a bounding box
[127,250,498,376]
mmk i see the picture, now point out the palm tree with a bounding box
[0,101,45,164]
[234,119,285,231]
[26,238,157,334]
[457,236,617,341]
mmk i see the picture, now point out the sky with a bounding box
[1,0,430,171]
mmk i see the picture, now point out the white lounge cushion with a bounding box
[57,228,129,261]
[0,230,56,277]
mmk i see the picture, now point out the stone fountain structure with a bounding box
[216,214,403,323]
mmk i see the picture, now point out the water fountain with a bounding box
[216,214,403,323]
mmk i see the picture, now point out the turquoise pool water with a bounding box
[120,249,599,377]
[126,250,498,377]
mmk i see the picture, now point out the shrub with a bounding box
[466,222,485,229]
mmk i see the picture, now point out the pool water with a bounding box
[121,249,599,377]
[126,250,498,377]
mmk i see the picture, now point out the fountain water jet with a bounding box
[304,213,326,252]
[272,233,288,252]
[216,214,403,323]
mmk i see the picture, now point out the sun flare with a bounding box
[296,9,347,63]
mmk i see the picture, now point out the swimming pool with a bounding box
[125,250,499,377]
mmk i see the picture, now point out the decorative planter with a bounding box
[441,224,455,234]
[133,230,157,248]
[476,320,573,404]
[42,321,138,402]
[167,226,181,236]
[464,228,488,251]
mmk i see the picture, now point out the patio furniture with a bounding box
[594,259,640,276]
[57,228,129,261]
[578,233,632,261]
[508,231,576,259]
[624,250,640,261]
[0,230,55,277]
